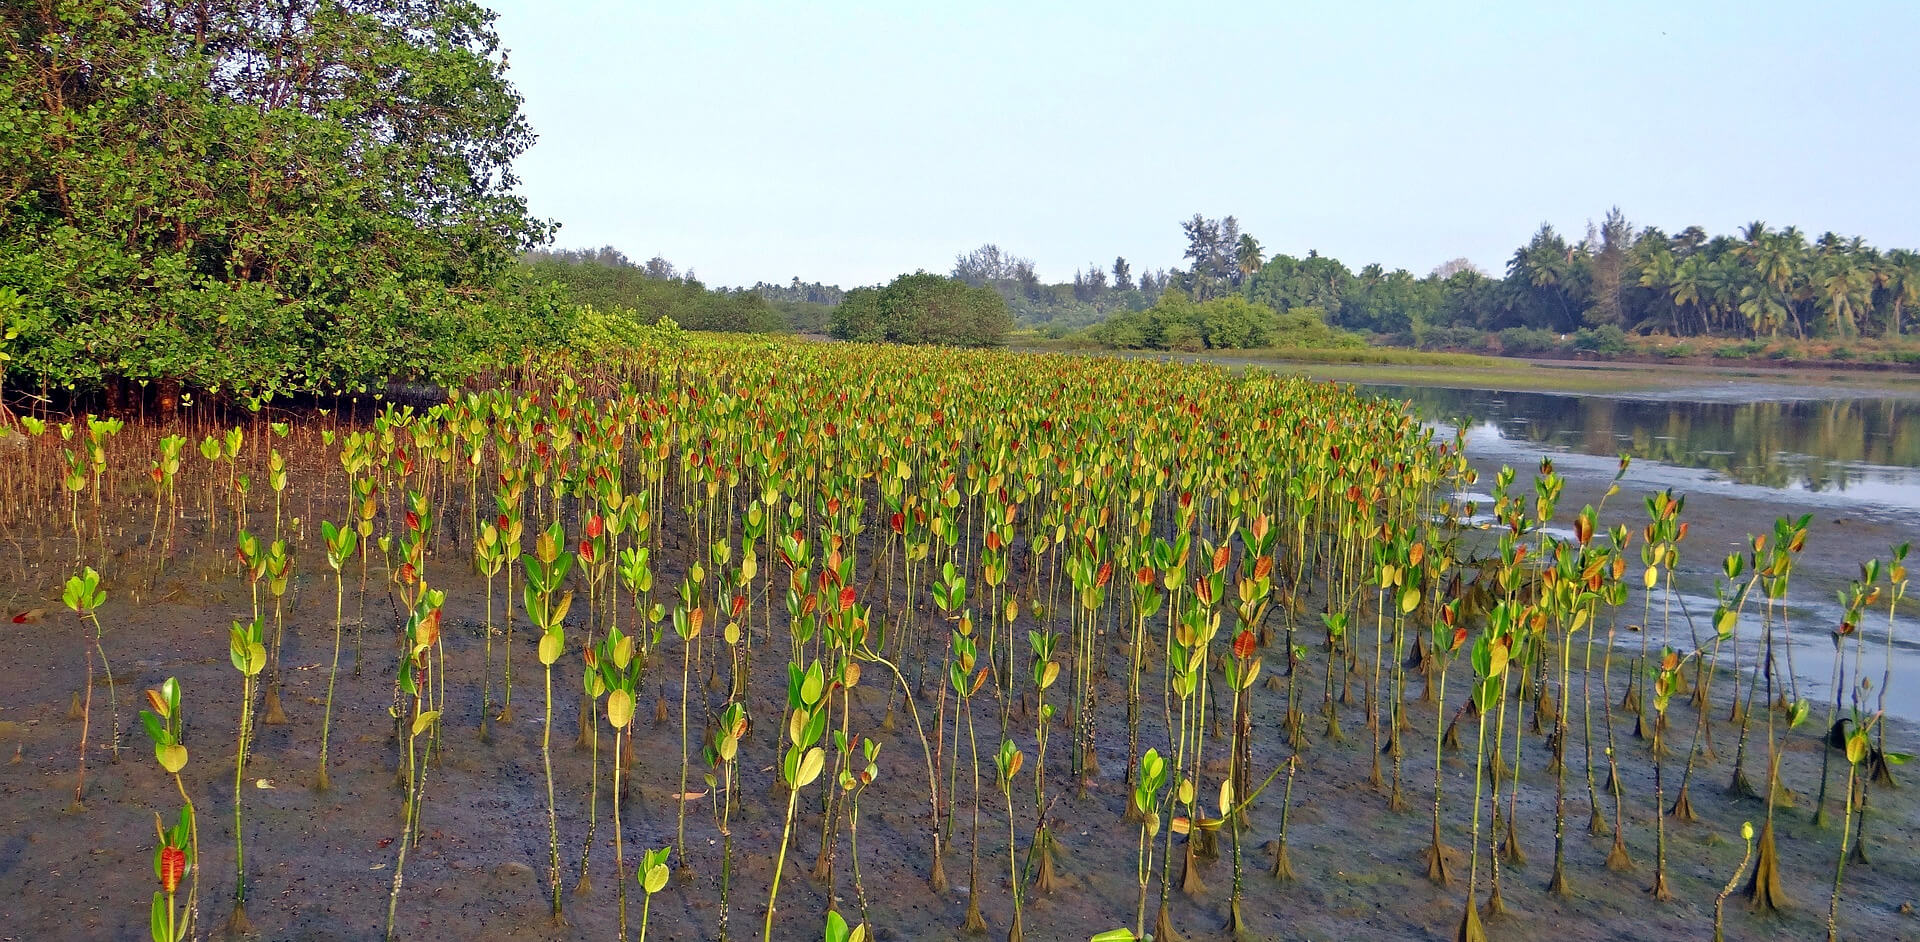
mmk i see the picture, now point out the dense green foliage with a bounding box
[521,248,788,334]
[0,0,561,399]
[1088,293,1362,352]
[1053,212,1920,355]
[830,272,1013,347]
[1236,212,1920,343]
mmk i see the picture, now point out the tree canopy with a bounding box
[830,272,1012,347]
[1228,212,1920,344]
[1090,292,1362,352]
[0,0,558,399]
[521,248,788,334]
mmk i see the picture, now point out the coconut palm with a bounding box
[1235,234,1264,286]
[1737,284,1789,338]
[1882,249,1920,337]
[1816,257,1872,338]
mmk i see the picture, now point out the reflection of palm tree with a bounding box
[1391,386,1918,498]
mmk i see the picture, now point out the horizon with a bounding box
[489,1,1920,289]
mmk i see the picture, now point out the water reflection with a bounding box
[1369,385,1920,506]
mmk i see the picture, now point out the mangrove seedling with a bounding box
[225,616,266,936]
[637,847,671,942]
[317,520,357,790]
[62,566,113,809]
[138,678,199,940]
[1715,822,1755,942]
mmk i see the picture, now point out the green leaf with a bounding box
[795,746,825,788]
[157,743,188,774]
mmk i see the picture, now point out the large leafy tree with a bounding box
[0,0,556,400]
[830,273,1011,347]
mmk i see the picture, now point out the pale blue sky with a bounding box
[488,1,1920,288]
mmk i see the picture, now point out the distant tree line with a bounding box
[1089,294,1362,352]
[952,244,1173,333]
[522,248,789,334]
[1159,210,1920,345]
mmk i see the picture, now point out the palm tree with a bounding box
[1674,226,1709,256]
[1737,284,1788,337]
[1816,256,1872,338]
[1509,224,1578,330]
[1669,255,1706,335]
[1702,255,1742,334]
[1235,234,1264,286]
[1883,250,1920,338]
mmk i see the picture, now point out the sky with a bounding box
[487,0,1920,289]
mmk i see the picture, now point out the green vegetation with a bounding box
[979,212,1920,366]
[521,248,790,334]
[950,244,1172,334]
[0,1,564,400]
[830,272,1013,347]
[2,337,1915,941]
[1089,294,1362,351]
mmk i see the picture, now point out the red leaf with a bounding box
[159,846,186,893]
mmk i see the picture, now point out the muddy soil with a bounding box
[2,457,1917,942]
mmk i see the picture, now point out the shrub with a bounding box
[1417,326,1490,352]
[1571,325,1628,356]
[1711,340,1767,360]
[1496,327,1563,356]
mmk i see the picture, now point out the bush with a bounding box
[830,273,1012,347]
[1571,325,1628,355]
[1416,326,1489,352]
[1496,327,1563,356]
[1268,307,1367,350]
[1088,293,1362,352]
[1711,339,1768,359]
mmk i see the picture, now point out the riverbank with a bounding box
[1038,346,1920,399]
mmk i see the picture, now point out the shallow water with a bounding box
[1370,384,1920,510]
[1370,383,1920,721]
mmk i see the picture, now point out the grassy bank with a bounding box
[1018,342,1920,398]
